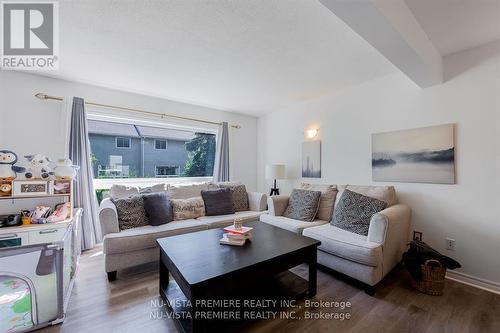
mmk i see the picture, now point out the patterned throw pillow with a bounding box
[112,195,149,230]
[283,189,322,222]
[171,197,206,220]
[218,184,249,212]
[331,189,387,236]
[300,183,338,221]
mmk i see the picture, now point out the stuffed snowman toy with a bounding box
[0,150,25,180]
[53,158,79,179]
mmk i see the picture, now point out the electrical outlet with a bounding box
[446,238,456,251]
[413,231,422,241]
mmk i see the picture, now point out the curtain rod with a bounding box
[34,93,241,129]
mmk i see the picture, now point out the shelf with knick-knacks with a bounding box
[0,179,72,200]
[0,151,79,227]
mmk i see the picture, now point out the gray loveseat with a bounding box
[261,184,411,293]
[99,182,267,281]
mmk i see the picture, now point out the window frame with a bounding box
[87,112,218,187]
[154,138,167,150]
[115,136,131,149]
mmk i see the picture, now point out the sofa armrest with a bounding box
[267,195,290,216]
[247,191,267,211]
[99,198,120,237]
[368,204,411,274]
[368,204,411,243]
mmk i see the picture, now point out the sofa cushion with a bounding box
[139,183,168,194]
[303,224,382,267]
[103,219,208,254]
[197,211,262,228]
[201,188,234,216]
[168,183,210,199]
[109,185,139,199]
[171,197,206,220]
[300,183,338,221]
[218,183,249,212]
[111,195,149,230]
[259,214,328,234]
[336,185,397,207]
[331,189,387,236]
[283,189,322,222]
[142,192,173,226]
[109,184,166,199]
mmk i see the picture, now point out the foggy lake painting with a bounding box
[372,124,455,184]
[302,141,321,178]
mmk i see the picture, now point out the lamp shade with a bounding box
[266,164,286,180]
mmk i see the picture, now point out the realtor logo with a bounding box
[1,1,59,70]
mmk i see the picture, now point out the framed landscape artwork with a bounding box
[372,124,455,184]
[302,141,321,178]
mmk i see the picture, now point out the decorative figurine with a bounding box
[234,217,244,230]
[23,154,53,179]
[53,158,79,179]
[0,150,25,180]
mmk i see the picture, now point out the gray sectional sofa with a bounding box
[261,184,411,293]
[99,182,267,281]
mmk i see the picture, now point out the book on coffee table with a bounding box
[220,234,247,246]
[226,232,252,241]
[223,226,253,235]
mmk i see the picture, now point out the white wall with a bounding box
[257,41,500,285]
[0,71,258,190]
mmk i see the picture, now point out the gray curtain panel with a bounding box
[69,97,102,250]
[213,122,230,182]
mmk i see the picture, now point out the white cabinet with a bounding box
[0,231,29,247]
[28,227,66,244]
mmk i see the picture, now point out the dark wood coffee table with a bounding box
[157,220,320,333]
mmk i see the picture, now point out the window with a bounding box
[156,166,180,177]
[88,119,216,181]
[116,137,131,148]
[155,139,167,150]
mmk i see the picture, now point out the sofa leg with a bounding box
[364,285,376,296]
[107,271,117,282]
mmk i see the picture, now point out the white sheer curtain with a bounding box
[67,97,102,250]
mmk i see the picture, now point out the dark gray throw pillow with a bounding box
[283,189,322,222]
[331,189,387,236]
[112,195,149,230]
[142,192,173,226]
[201,188,234,216]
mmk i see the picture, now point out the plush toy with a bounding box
[47,202,72,223]
[0,150,25,180]
[0,183,12,196]
[23,154,53,179]
[53,158,79,179]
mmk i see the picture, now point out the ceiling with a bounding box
[42,0,396,116]
[406,0,500,56]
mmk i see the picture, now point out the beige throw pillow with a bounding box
[171,197,206,220]
[300,183,338,221]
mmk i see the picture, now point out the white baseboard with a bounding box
[446,271,500,295]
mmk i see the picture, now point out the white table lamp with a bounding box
[265,164,286,196]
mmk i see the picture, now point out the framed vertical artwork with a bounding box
[302,141,321,178]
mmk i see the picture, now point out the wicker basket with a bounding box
[411,259,446,296]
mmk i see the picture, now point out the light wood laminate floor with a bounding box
[39,245,500,333]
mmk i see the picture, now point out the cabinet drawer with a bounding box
[0,231,29,247]
[29,227,66,244]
